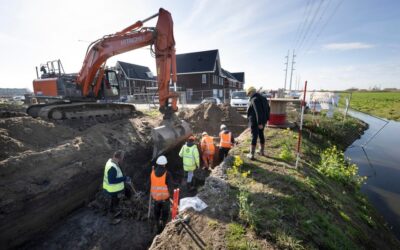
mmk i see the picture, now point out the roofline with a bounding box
[125,77,156,82]
[177,71,214,75]
[176,49,219,57]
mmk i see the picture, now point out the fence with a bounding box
[124,89,239,110]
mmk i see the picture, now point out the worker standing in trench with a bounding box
[150,155,176,233]
[102,150,132,221]
[219,124,235,159]
[179,136,200,190]
[200,131,215,170]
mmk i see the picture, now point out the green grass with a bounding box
[339,91,400,121]
[225,117,400,249]
[226,223,258,249]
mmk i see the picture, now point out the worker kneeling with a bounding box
[103,150,132,220]
[150,155,174,233]
[201,132,215,170]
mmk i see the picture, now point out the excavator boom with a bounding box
[28,8,191,159]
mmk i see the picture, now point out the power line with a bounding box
[294,0,316,49]
[301,0,344,58]
[292,0,312,49]
[299,0,332,57]
[296,0,325,54]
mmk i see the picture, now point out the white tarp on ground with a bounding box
[179,196,208,212]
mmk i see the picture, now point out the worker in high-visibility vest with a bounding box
[219,124,235,160]
[103,150,132,220]
[200,131,215,170]
[150,155,174,233]
[179,135,199,190]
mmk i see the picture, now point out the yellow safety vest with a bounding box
[103,159,124,193]
[180,145,198,171]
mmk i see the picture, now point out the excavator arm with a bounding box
[77,8,178,115]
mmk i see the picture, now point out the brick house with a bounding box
[176,49,244,102]
[115,61,157,96]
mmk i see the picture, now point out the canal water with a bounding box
[345,110,400,239]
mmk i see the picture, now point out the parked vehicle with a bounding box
[230,90,248,112]
[201,97,222,105]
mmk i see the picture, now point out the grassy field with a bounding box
[339,91,400,121]
[223,112,400,249]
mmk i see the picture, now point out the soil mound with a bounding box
[178,103,247,136]
[0,117,75,160]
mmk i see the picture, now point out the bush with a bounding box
[317,146,365,188]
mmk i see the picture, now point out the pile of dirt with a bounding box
[0,103,27,118]
[0,117,76,160]
[0,115,158,248]
[178,103,247,136]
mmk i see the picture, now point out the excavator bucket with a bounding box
[151,120,192,160]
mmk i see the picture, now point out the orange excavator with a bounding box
[27,8,191,158]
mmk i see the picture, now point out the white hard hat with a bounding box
[220,124,227,130]
[202,131,208,136]
[156,155,168,165]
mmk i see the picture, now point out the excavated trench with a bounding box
[21,144,209,250]
[1,103,247,249]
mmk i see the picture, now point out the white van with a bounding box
[230,91,248,112]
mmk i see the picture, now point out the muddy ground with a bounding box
[0,103,248,249]
[0,112,157,248]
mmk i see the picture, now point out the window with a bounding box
[202,74,206,84]
[219,77,223,85]
[213,89,218,97]
[219,89,223,98]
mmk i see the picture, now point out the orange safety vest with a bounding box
[201,135,215,155]
[219,131,232,149]
[150,168,170,201]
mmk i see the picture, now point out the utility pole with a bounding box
[289,50,296,95]
[283,50,289,91]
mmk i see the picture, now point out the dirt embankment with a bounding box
[0,115,157,248]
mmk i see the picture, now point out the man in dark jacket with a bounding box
[246,86,270,160]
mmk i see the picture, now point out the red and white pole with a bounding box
[171,188,180,220]
[295,81,307,168]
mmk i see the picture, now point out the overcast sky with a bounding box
[1,0,399,91]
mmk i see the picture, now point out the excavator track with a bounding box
[27,102,136,121]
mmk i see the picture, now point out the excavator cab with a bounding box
[98,70,121,101]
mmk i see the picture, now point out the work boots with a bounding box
[257,144,265,156]
[246,145,256,160]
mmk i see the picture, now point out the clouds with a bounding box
[323,42,375,50]
[302,61,400,90]
[0,0,399,90]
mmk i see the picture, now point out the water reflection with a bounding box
[345,110,400,238]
